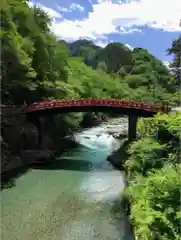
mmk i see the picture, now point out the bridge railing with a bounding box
[1,99,171,116]
[26,99,171,113]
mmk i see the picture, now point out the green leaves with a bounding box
[124,75,147,89]
[95,42,133,73]
[168,35,181,84]
[1,6,36,103]
[125,137,166,177]
[66,38,179,105]
[1,1,69,104]
[124,113,181,239]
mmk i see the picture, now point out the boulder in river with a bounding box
[96,134,101,137]
[58,135,79,151]
[111,131,128,139]
[107,140,130,169]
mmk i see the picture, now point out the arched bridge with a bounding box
[11,98,170,116]
[2,99,171,143]
[2,98,170,116]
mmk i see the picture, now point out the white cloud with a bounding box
[94,39,108,47]
[119,26,142,34]
[162,61,178,74]
[70,3,84,12]
[94,35,109,47]
[163,61,170,68]
[31,0,181,43]
[163,61,173,72]
[40,4,62,18]
[29,2,62,18]
[124,44,134,51]
[97,0,108,3]
[58,3,84,13]
[58,7,69,12]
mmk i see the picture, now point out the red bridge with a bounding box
[26,98,170,116]
[2,98,170,116]
[2,99,170,143]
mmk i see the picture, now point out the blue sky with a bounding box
[30,0,181,65]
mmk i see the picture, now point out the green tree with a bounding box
[1,3,36,104]
[97,61,107,72]
[124,112,181,240]
[168,35,181,87]
[94,43,133,73]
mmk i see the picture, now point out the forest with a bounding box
[1,0,181,239]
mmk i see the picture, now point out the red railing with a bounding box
[1,99,171,117]
[25,99,170,113]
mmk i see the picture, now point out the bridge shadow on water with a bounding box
[1,157,117,190]
[1,166,29,191]
[32,157,117,172]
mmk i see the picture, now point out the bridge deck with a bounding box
[1,99,171,117]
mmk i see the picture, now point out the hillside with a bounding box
[65,39,179,104]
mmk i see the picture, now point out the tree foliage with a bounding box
[1,0,179,107]
[1,0,180,131]
[124,112,181,240]
[168,35,181,85]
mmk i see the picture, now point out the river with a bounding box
[1,118,132,240]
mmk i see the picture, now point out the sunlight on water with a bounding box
[79,171,125,202]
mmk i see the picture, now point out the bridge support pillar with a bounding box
[36,117,45,149]
[128,115,137,141]
[27,115,44,149]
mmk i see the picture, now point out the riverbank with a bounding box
[1,137,78,173]
[123,112,181,239]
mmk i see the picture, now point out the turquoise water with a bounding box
[1,122,132,240]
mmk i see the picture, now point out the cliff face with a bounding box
[1,115,58,172]
[1,112,106,173]
[20,122,39,150]
[2,116,36,172]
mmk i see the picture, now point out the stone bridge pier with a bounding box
[128,115,138,141]
[26,115,45,149]
[35,117,45,149]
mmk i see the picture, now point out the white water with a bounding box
[74,121,127,151]
[74,119,127,203]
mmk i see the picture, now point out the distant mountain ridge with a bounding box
[62,39,133,72]
[57,38,177,94]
